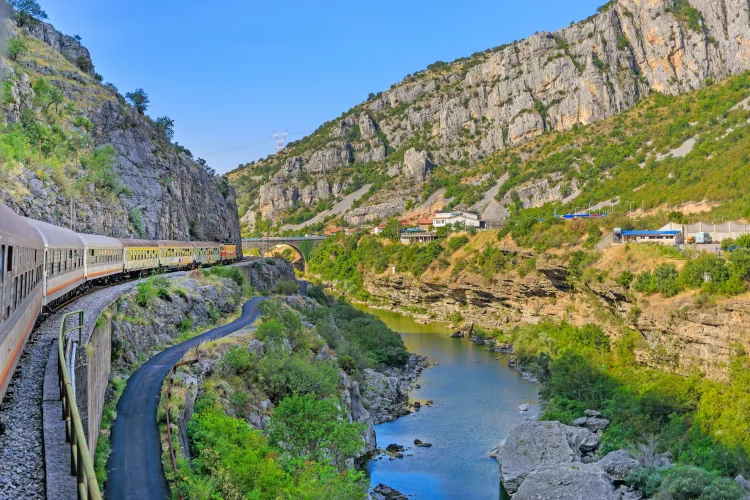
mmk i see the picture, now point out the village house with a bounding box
[399,228,438,244]
[432,210,485,229]
[613,228,684,246]
[418,219,434,230]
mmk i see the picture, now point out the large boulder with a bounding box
[512,463,617,500]
[497,421,600,494]
[597,450,640,481]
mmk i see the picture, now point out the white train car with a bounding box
[78,233,125,282]
[0,204,45,408]
[25,218,86,307]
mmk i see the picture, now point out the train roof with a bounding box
[0,203,44,249]
[78,233,124,250]
[24,217,84,250]
[192,241,220,248]
[119,239,160,248]
[158,240,195,248]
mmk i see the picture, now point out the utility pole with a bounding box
[273,130,288,153]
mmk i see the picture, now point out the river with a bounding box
[356,305,539,499]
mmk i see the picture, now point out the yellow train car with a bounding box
[158,240,194,269]
[121,239,160,274]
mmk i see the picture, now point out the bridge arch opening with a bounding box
[263,244,306,271]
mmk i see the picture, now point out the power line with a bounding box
[203,130,313,157]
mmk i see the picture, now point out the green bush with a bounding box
[654,466,744,499]
[134,280,154,307]
[205,265,247,288]
[273,280,299,295]
[179,318,192,332]
[183,401,366,499]
[267,394,365,470]
[446,235,470,255]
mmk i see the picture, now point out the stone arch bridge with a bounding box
[241,236,327,269]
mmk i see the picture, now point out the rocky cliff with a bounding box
[355,247,749,381]
[1,17,240,245]
[228,0,750,233]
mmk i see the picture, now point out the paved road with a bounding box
[105,297,266,500]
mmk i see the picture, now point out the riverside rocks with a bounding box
[372,483,408,500]
[497,421,601,494]
[362,354,429,424]
[495,415,645,498]
[513,463,618,500]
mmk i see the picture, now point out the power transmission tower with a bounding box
[273,130,288,153]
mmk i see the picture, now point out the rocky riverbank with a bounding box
[491,413,645,499]
[361,354,430,424]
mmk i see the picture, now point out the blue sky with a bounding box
[42,0,603,173]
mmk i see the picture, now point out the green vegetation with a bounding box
[154,116,174,140]
[308,234,443,298]
[125,88,149,114]
[493,321,750,498]
[632,251,750,297]
[170,291,408,498]
[6,38,28,61]
[93,375,126,490]
[178,398,366,499]
[9,0,48,26]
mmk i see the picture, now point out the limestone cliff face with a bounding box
[229,0,750,230]
[1,18,240,245]
[359,254,749,381]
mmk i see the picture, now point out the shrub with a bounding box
[179,318,192,332]
[205,266,247,288]
[267,394,365,470]
[134,280,154,307]
[446,235,470,255]
[653,466,744,499]
[273,280,299,295]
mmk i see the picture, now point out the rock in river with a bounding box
[372,483,408,500]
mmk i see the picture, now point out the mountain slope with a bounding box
[1,16,240,244]
[227,0,750,234]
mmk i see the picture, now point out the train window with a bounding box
[1,244,4,279]
[7,246,13,273]
[13,276,18,310]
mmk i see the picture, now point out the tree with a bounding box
[125,88,149,114]
[154,116,174,140]
[9,0,47,26]
[72,34,82,42]
[49,86,64,113]
[267,394,365,470]
[381,217,401,241]
[6,38,28,61]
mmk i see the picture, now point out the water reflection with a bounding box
[356,304,538,499]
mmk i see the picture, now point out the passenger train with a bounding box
[0,201,238,416]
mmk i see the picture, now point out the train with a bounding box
[0,201,238,419]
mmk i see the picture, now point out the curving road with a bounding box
[105,297,266,500]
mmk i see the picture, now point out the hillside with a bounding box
[1,15,240,244]
[227,0,750,235]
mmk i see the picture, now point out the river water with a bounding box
[356,305,539,500]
